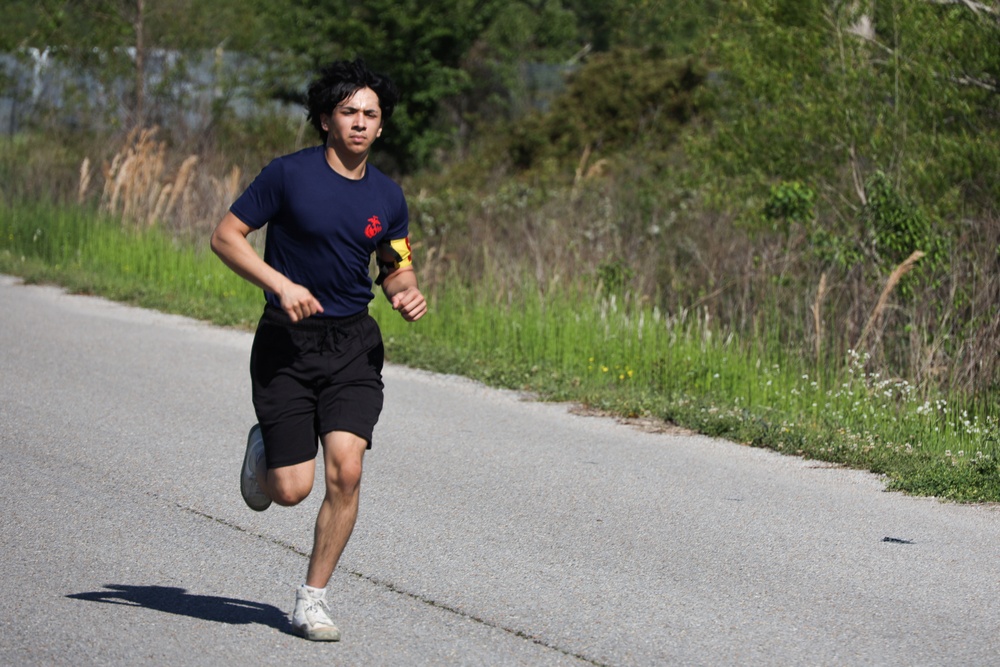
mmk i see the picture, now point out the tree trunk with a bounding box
[133,0,145,127]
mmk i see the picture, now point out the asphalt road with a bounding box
[1,274,998,666]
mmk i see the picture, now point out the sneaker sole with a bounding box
[292,624,341,642]
[241,425,272,512]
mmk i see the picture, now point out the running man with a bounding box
[210,58,426,641]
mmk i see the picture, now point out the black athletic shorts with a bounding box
[250,305,385,469]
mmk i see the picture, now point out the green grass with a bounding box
[3,200,998,502]
[0,201,260,328]
[373,279,999,501]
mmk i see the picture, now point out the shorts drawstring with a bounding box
[318,326,346,355]
[260,305,366,355]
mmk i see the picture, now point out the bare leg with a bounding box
[264,458,315,507]
[306,431,367,588]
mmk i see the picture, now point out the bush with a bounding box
[509,48,706,175]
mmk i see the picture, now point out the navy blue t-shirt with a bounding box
[230,145,409,317]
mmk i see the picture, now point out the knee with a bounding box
[327,460,363,495]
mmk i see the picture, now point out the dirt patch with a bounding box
[568,404,697,436]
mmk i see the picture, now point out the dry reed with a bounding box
[218,165,242,206]
[78,158,91,205]
[100,127,166,224]
[855,250,925,351]
[811,272,827,366]
[86,127,237,232]
[161,155,199,224]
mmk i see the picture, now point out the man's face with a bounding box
[320,87,383,158]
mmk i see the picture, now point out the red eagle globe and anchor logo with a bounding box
[364,215,383,239]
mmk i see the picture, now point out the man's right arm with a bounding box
[210,212,323,322]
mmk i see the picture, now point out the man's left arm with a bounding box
[376,236,425,321]
[381,267,426,322]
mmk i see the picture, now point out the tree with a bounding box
[247,0,593,172]
[10,1,151,127]
[2,0,270,133]
[695,0,999,217]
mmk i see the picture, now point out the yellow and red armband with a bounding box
[375,236,413,285]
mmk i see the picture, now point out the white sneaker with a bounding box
[291,586,341,641]
[240,424,271,511]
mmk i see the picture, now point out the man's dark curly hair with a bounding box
[306,58,399,143]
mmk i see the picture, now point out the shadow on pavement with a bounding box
[67,584,291,633]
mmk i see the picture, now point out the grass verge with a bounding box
[3,201,998,502]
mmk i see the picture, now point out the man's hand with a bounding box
[279,283,324,322]
[390,285,427,322]
[381,266,426,322]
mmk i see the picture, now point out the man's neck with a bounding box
[324,146,368,180]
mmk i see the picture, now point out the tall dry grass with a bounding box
[855,250,925,353]
[56,127,1000,398]
[408,168,1000,398]
[87,127,242,235]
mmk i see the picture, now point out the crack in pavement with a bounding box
[175,500,608,667]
